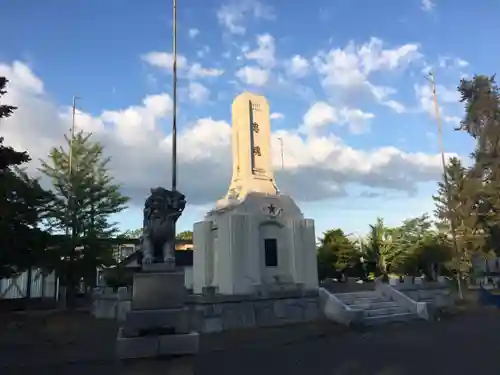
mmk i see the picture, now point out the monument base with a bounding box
[188,289,321,334]
[116,328,199,359]
[117,265,199,359]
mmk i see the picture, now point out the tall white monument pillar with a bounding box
[193,92,318,295]
[217,92,278,208]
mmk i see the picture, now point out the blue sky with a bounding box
[0,0,497,237]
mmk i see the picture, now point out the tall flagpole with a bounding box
[171,0,178,191]
[427,72,463,300]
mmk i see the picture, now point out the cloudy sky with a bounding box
[0,0,495,237]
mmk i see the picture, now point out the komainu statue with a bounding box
[140,187,186,267]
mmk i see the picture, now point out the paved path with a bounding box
[1,308,498,374]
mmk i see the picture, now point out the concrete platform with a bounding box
[131,270,186,310]
[123,307,191,336]
[116,328,199,359]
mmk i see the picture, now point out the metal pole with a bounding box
[65,95,77,307]
[277,137,284,170]
[171,0,178,191]
[65,95,77,238]
[428,72,463,300]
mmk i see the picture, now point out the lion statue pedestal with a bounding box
[116,187,199,359]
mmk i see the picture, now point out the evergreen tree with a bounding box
[0,77,53,279]
[317,229,359,280]
[39,131,129,295]
[457,75,500,255]
[433,157,484,276]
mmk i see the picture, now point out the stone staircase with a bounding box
[335,290,420,326]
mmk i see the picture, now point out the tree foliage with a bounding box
[120,228,143,239]
[457,75,500,255]
[317,229,359,280]
[176,230,193,241]
[39,131,129,289]
[0,77,53,278]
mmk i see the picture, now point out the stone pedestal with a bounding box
[116,265,199,359]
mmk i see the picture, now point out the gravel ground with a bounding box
[0,308,498,375]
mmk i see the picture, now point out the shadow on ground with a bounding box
[0,308,498,374]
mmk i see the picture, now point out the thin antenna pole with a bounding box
[171,0,178,191]
[65,95,78,307]
[68,95,77,184]
[66,95,78,231]
[428,72,463,300]
[277,137,284,170]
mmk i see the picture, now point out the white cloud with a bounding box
[438,56,469,69]
[188,63,223,78]
[313,37,421,109]
[270,112,284,120]
[383,100,406,114]
[141,52,188,70]
[188,82,210,103]
[188,28,199,38]
[414,83,461,124]
[302,101,375,134]
[421,0,435,12]
[1,61,454,207]
[197,46,210,58]
[285,55,310,78]
[245,34,276,68]
[0,61,44,94]
[216,1,275,35]
[235,66,269,86]
[142,52,223,79]
[303,102,338,129]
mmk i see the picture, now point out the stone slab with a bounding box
[141,263,178,273]
[123,307,190,337]
[158,332,199,356]
[117,329,199,359]
[132,271,186,310]
[116,328,158,359]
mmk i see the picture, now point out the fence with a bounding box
[0,268,58,300]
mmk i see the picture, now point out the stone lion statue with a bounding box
[140,187,186,266]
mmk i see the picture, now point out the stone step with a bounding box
[335,291,380,299]
[350,301,400,310]
[337,295,392,305]
[363,306,410,317]
[363,312,419,326]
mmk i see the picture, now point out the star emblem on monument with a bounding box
[267,203,277,215]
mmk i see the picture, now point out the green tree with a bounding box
[394,214,453,278]
[0,77,53,280]
[362,218,399,279]
[120,228,143,239]
[433,157,484,277]
[39,131,129,299]
[176,230,193,241]
[457,75,500,255]
[317,229,359,280]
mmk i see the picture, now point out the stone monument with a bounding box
[193,92,319,296]
[116,187,199,359]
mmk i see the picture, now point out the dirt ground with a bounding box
[0,307,499,375]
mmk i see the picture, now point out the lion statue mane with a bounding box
[140,187,186,266]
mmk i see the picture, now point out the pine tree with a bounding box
[433,157,484,275]
[457,75,500,255]
[0,77,52,279]
[39,131,129,295]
